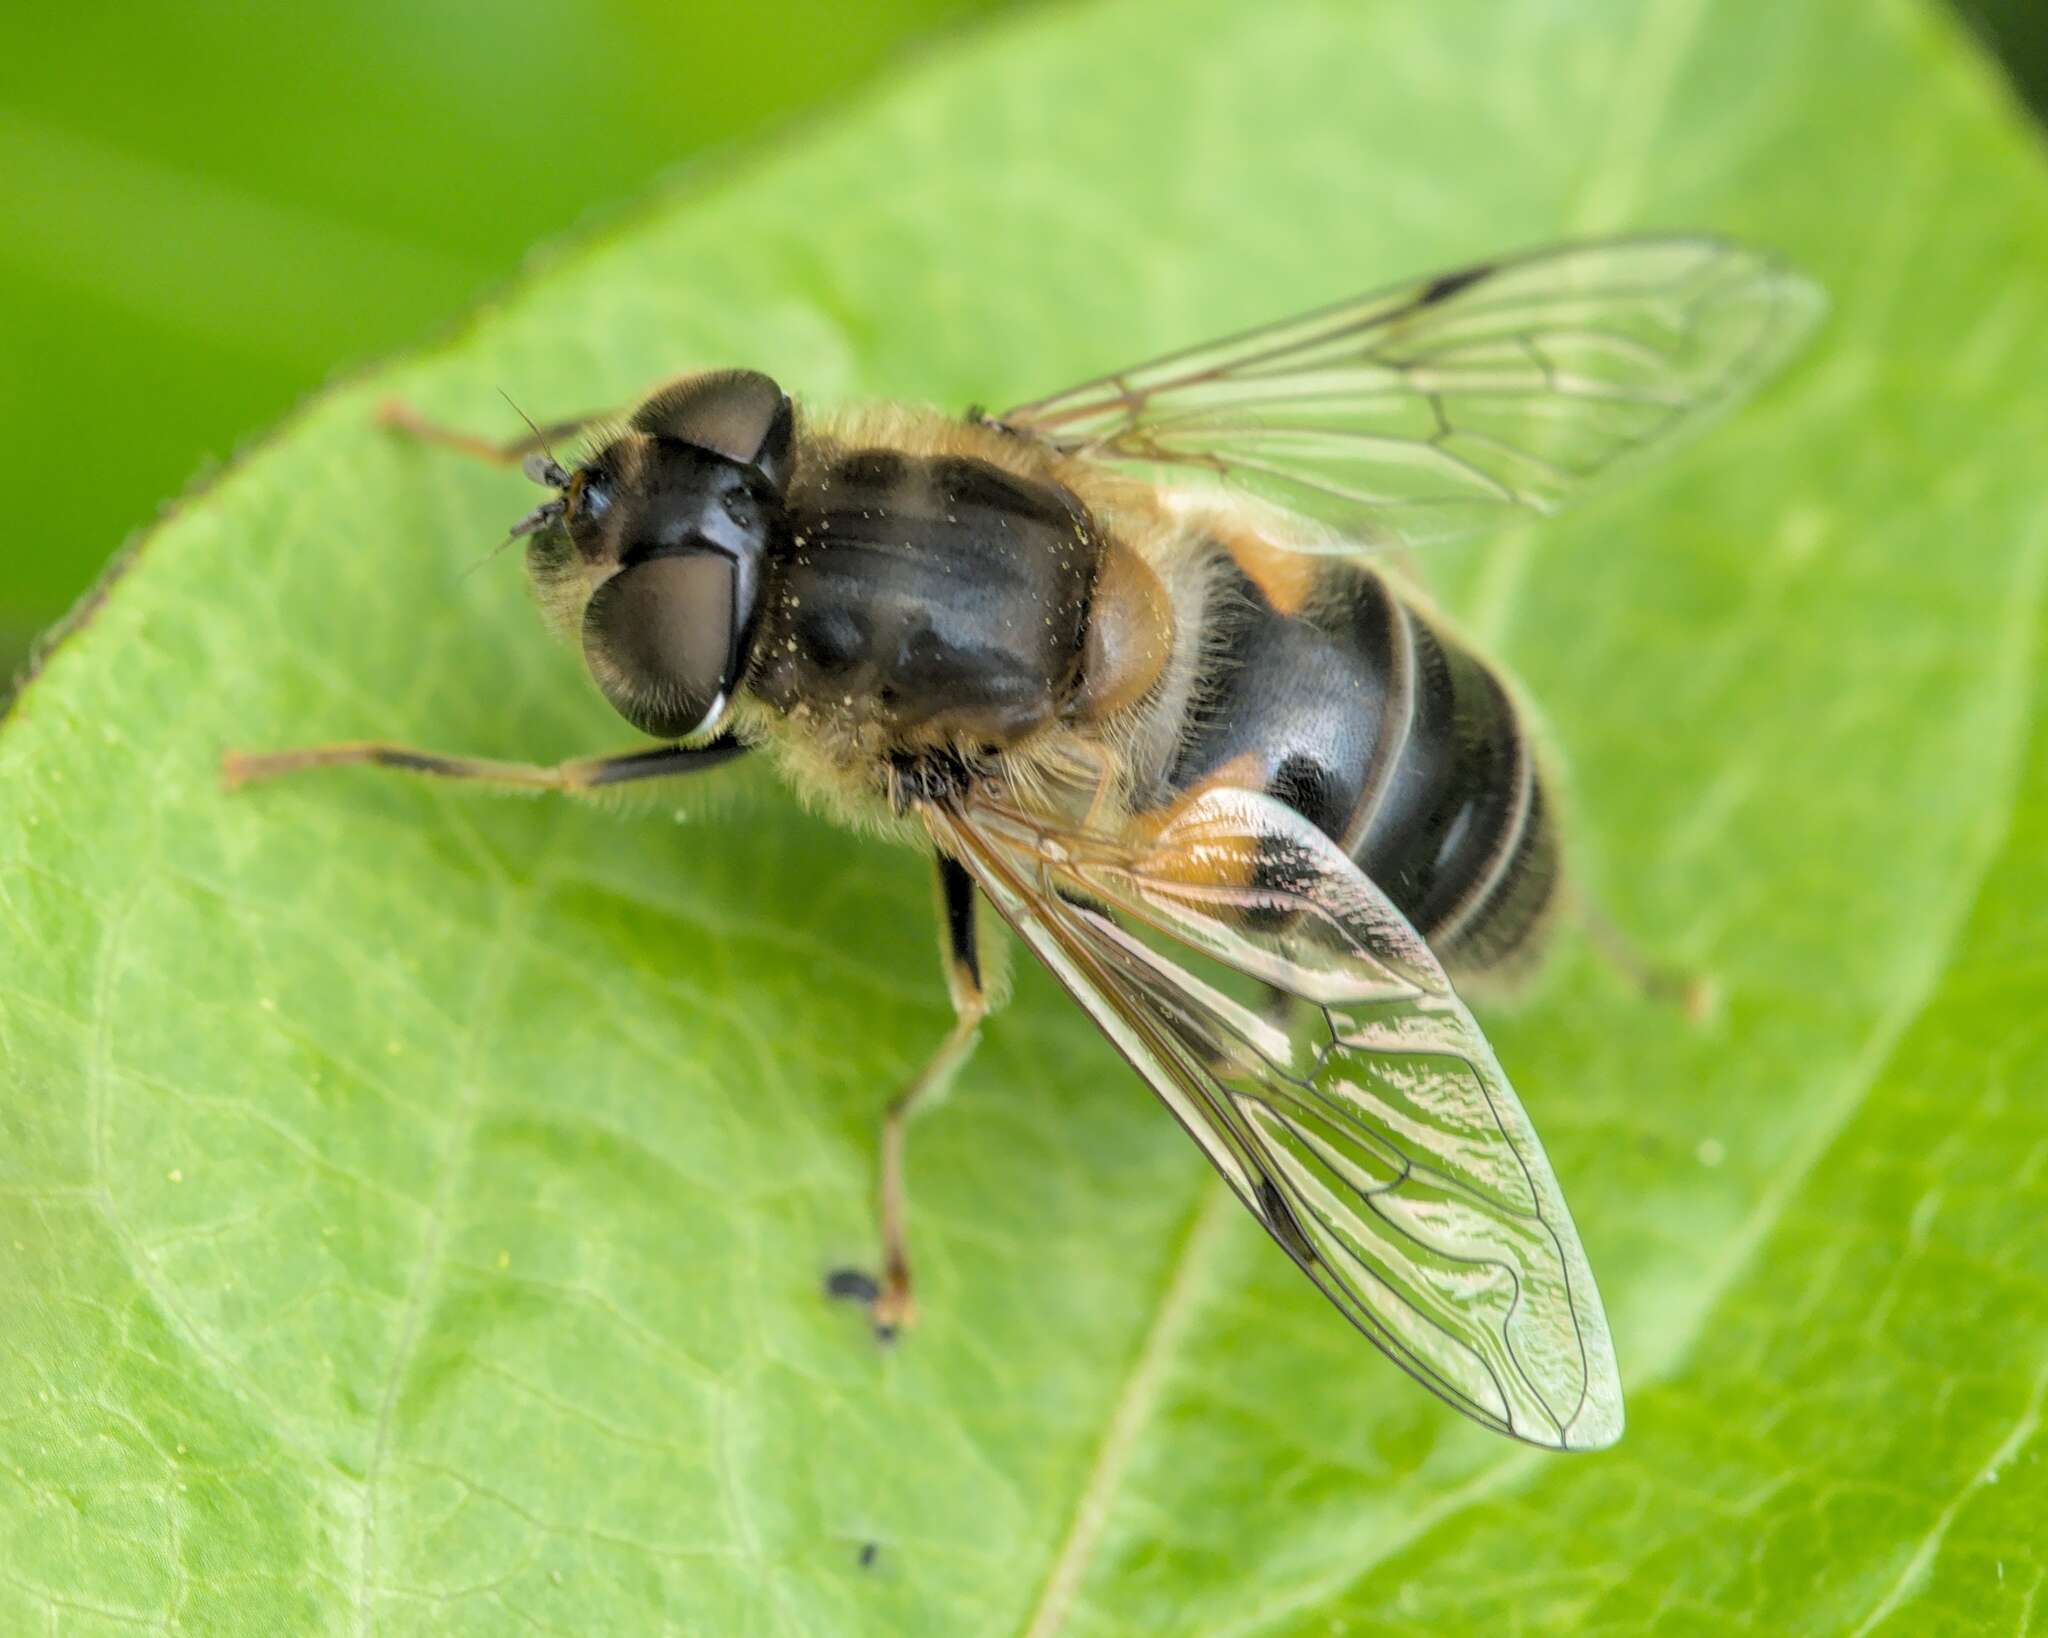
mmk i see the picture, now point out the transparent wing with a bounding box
[996,235,1822,549]
[926,784,1622,1450]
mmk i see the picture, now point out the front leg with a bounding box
[828,855,989,1340]
[375,397,609,472]
[222,738,746,795]
[374,371,709,473]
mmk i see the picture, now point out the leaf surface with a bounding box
[5,1,2048,1632]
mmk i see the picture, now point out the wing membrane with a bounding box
[997,235,1822,548]
[926,785,1622,1449]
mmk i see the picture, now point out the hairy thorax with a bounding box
[732,405,1174,834]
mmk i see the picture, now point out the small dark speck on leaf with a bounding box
[859,1542,879,1570]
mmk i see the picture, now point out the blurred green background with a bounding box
[0,0,1000,667]
[0,0,2040,674]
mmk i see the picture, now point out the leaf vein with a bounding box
[1020,1180,1234,1638]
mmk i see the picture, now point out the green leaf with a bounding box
[5,0,2046,1630]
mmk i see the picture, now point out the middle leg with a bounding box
[828,855,988,1341]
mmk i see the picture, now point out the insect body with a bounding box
[229,236,1820,1450]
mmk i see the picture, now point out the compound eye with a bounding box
[580,552,736,739]
[631,370,794,489]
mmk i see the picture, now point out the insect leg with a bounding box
[1579,899,1716,1022]
[221,739,747,795]
[376,370,715,467]
[375,398,610,467]
[830,855,988,1341]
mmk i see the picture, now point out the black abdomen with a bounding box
[1157,557,1555,972]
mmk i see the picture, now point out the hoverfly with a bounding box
[227,236,1820,1450]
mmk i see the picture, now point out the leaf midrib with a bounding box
[1021,1182,1237,1638]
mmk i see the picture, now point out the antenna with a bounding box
[499,389,571,488]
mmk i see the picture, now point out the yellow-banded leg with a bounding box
[223,738,746,795]
[827,856,987,1341]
